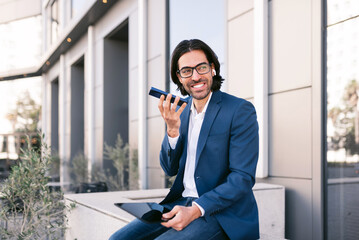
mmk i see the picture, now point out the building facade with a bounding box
[1,0,359,239]
[39,1,323,239]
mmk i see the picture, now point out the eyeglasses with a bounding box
[177,62,211,78]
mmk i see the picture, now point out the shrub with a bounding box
[67,134,139,192]
[0,134,74,240]
[69,153,89,186]
[92,134,138,191]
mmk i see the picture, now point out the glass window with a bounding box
[327,0,359,26]
[51,0,59,44]
[0,16,42,73]
[326,1,359,239]
[71,0,90,19]
[169,0,225,94]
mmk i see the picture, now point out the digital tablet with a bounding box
[114,202,173,224]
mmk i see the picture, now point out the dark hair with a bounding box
[170,39,224,96]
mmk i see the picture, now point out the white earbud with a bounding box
[213,69,216,75]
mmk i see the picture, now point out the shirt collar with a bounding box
[190,91,213,116]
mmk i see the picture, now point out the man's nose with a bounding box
[191,70,201,81]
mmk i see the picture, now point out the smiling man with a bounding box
[109,39,259,240]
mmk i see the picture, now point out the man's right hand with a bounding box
[158,94,187,138]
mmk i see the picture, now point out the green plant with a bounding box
[48,151,60,181]
[129,148,139,190]
[103,134,130,189]
[91,134,138,191]
[91,165,118,191]
[0,134,74,239]
[69,153,89,186]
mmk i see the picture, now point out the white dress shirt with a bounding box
[168,92,212,216]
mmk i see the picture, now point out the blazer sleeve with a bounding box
[159,134,185,177]
[195,100,259,216]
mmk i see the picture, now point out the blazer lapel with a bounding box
[195,91,222,169]
[178,98,191,171]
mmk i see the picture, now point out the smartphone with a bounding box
[114,202,173,223]
[149,87,188,106]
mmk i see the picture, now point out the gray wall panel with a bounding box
[129,68,139,121]
[147,117,165,188]
[227,10,254,99]
[147,0,165,60]
[94,86,103,129]
[269,0,312,94]
[227,0,253,20]
[70,63,85,159]
[103,39,129,147]
[147,168,165,189]
[147,117,165,169]
[129,120,138,150]
[147,56,165,118]
[51,79,59,152]
[95,126,103,164]
[129,10,138,70]
[269,88,312,178]
[258,177,313,240]
[146,0,167,188]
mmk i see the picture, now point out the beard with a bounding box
[182,79,212,100]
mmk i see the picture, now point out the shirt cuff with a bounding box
[193,202,205,217]
[168,135,179,149]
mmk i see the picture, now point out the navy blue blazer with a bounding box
[159,90,259,240]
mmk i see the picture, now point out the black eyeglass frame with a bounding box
[177,62,212,78]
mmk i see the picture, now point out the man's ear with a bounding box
[211,63,216,76]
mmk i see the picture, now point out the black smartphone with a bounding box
[149,87,188,106]
[114,202,173,224]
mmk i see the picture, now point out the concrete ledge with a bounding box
[64,183,285,240]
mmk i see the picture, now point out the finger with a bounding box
[175,102,187,116]
[163,94,172,111]
[162,94,172,119]
[161,221,170,228]
[158,95,165,117]
[165,94,172,106]
[161,213,179,228]
[171,96,180,112]
[161,212,178,228]
[162,206,179,219]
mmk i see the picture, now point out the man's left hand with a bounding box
[161,205,202,231]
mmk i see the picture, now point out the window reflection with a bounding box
[51,0,59,44]
[71,0,90,19]
[327,2,359,239]
[327,0,359,26]
[327,18,359,176]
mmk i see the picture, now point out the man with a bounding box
[109,39,259,240]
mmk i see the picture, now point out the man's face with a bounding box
[177,50,214,101]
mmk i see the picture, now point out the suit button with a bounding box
[196,176,201,180]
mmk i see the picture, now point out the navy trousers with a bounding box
[108,197,229,240]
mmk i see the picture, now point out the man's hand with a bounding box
[161,205,202,231]
[158,94,187,138]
